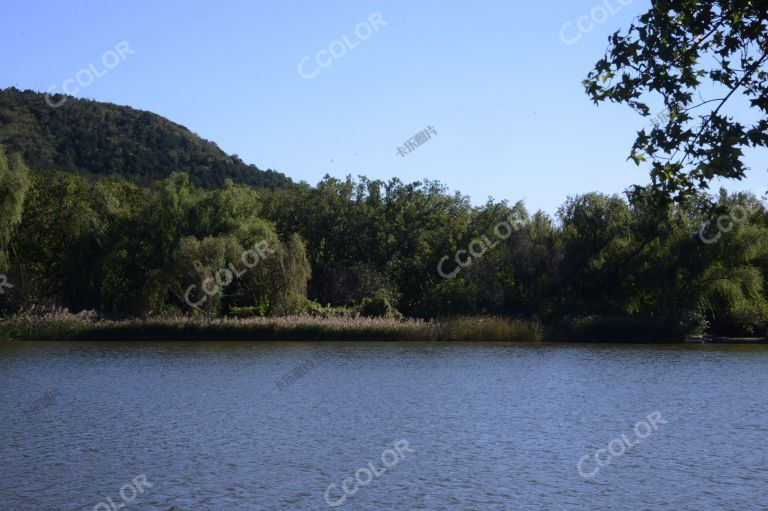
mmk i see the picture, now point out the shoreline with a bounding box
[0,315,545,343]
[687,335,768,345]
[2,314,765,344]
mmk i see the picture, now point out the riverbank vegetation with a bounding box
[2,90,768,342]
[0,311,545,343]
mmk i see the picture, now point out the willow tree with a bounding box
[0,148,30,270]
[584,0,768,204]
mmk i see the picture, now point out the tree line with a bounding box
[1,147,767,337]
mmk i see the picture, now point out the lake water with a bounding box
[1,341,767,510]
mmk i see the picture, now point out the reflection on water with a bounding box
[1,341,767,510]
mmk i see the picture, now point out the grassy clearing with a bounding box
[0,312,545,342]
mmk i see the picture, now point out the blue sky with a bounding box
[1,0,765,213]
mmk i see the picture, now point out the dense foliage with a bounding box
[2,146,767,337]
[0,88,292,189]
[0,148,30,269]
[1,77,767,338]
[0,158,308,317]
[585,0,768,204]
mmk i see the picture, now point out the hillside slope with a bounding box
[0,88,292,189]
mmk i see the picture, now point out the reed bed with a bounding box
[0,311,545,342]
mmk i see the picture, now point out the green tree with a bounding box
[585,1,768,203]
[13,170,102,309]
[0,147,30,270]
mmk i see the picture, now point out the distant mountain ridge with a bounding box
[0,88,292,189]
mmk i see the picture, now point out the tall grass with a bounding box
[0,311,545,342]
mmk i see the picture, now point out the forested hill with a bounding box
[0,88,292,189]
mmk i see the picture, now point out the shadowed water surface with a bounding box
[1,341,767,510]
